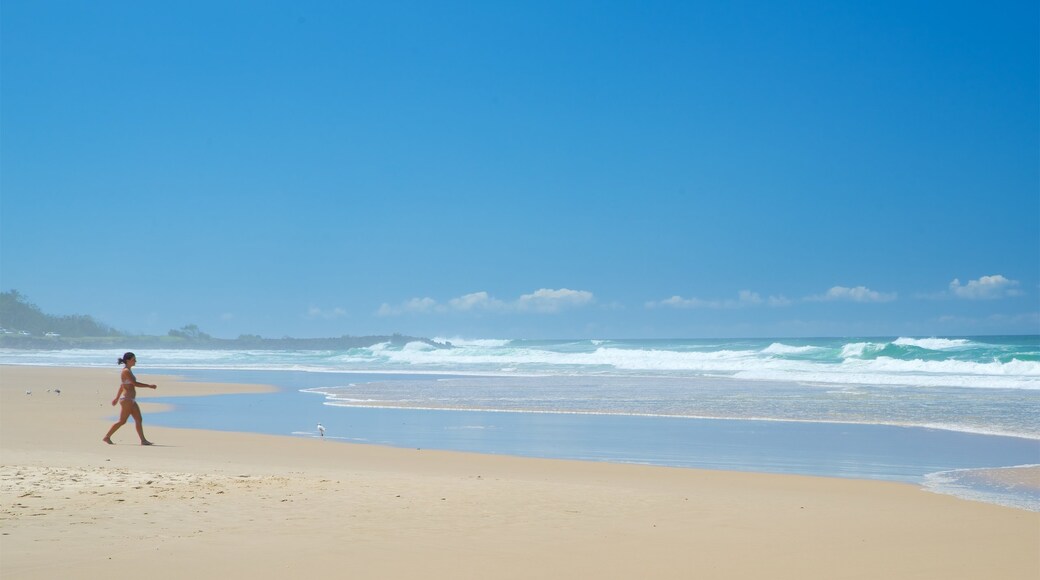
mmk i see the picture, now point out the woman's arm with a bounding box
[112,385,125,406]
[126,368,157,389]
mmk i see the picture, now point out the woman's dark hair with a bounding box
[118,352,136,366]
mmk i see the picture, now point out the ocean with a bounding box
[3,335,1038,510]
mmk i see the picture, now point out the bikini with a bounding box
[119,372,136,402]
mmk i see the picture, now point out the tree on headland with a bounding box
[168,324,211,340]
[0,290,120,337]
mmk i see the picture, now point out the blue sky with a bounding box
[2,1,1037,339]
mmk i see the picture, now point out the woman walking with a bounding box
[103,352,157,445]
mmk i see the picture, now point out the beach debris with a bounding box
[317,423,325,437]
[54,388,61,395]
[25,390,31,395]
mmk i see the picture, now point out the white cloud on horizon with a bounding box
[646,290,791,309]
[516,288,595,312]
[376,288,595,316]
[449,291,507,312]
[806,285,897,303]
[948,274,1022,300]
[378,276,1022,318]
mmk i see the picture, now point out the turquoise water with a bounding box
[5,335,1036,388]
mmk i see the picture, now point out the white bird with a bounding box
[317,423,325,437]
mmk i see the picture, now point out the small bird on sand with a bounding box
[317,423,325,437]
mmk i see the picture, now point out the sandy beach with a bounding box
[1,365,1037,579]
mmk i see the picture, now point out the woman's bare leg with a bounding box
[131,403,151,445]
[103,401,133,443]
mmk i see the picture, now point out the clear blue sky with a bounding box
[2,1,1037,339]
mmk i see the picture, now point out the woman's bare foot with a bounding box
[141,440,153,446]
[103,437,114,444]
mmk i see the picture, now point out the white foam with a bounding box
[761,343,822,355]
[840,342,883,358]
[4,340,1039,390]
[922,465,1040,512]
[402,341,435,351]
[432,337,512,347]
[893,337,974,350]
[845,356,1040,378]
[734,363,1040,390]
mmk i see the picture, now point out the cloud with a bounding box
[376,288,595,316]
[806,286,896,303]
[647,295,712,309]
[516,288,595,313]
[646,290,790,309]
[448,291,506,312]
[948,275,1022,300]
[307,306,348,319]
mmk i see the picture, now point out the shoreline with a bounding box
[314,398,1040,442]
[2,365,1038,579]
[144,368,1040,508]
[3,362,1038,442]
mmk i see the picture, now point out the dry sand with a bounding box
[1,365,1037,579]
